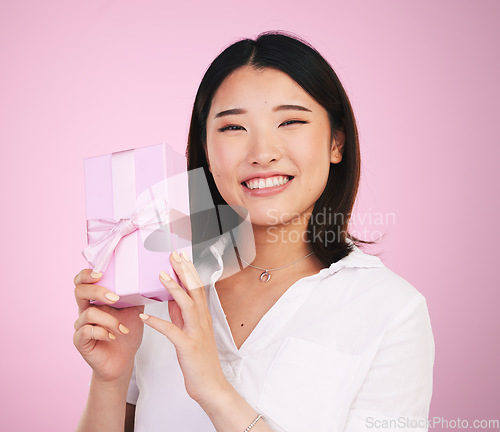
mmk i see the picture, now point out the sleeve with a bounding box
[126,361,139,405]
[343,294,435,432]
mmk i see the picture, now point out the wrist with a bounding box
[198,378,236,416]
[199,381,269,432]
[77,369,132,432]
[91,366,133,393]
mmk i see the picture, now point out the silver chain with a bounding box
[236,250,315,283]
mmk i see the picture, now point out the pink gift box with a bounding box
[82,143,192,308]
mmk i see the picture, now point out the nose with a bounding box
[246,131,282,166]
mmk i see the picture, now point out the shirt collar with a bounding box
[330,238,385,272]
[195,233,384,287]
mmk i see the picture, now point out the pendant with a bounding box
[260,271,271,283]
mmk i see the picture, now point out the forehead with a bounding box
[209,65,316,111]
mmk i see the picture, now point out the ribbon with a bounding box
[82,195,186,274]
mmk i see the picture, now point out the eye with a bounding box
[218,124,246,132]
[280,120,308,127]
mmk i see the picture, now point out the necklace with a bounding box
[235,251,315,283]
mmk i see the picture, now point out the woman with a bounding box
[73,31,434,432]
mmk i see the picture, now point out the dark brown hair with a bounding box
[187,31,370,266]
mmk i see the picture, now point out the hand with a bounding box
[73,269,144,384]
[139,250,230,409]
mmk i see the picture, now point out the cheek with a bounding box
[310,162,331,195]
[299,151,332,196]
[206,147,239,199]
[207,134,228,163]
[297,137,331,176]
[207,139,242,177]
[208,153,231,180]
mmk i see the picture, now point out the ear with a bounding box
[330,131,345,164]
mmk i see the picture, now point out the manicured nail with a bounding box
[181,250,190,262]
[119,324,129,334]
[172,250,182,262]
[159,271,171,282]
[105,292,120,302]
[139,313,149,320]
[109,333,116,340]
[91,271,102,279]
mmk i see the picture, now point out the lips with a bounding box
[242,174,294,190]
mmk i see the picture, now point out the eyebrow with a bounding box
[214,104,312,119]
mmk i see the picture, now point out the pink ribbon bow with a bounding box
[82,196,185,274]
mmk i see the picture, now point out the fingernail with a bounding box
[119,324,129,334]
[105,292,120,302]
[159,271,171,282]
[139,313,149,320]
[181,250,190,262]
[172,250,182,263]
[109,333,116,340]
[91,271,102,279]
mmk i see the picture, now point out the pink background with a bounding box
[1,0,498,430]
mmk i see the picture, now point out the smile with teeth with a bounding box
[244,175,292,190]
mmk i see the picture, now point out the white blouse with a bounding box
[127,236,435,432]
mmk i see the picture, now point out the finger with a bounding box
[159,271,199,328]
[139,313,185,347]
[74,324,116,348]
[74,306,130,336]
[74,268,103,287]
[74,282,121,314]
[180,251,205,289]
[170,251,205,291]
[175,251,211,318]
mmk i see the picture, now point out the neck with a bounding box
[230,212,316,271]
[217,215,324,286]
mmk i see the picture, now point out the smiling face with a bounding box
[205,65,343,228]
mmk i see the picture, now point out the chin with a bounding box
[247,209,299,228]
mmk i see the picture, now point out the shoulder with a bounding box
[325,244,421,293]
[346,260,424,308]
[314,244,429,329]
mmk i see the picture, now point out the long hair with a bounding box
[187,31,369,267]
